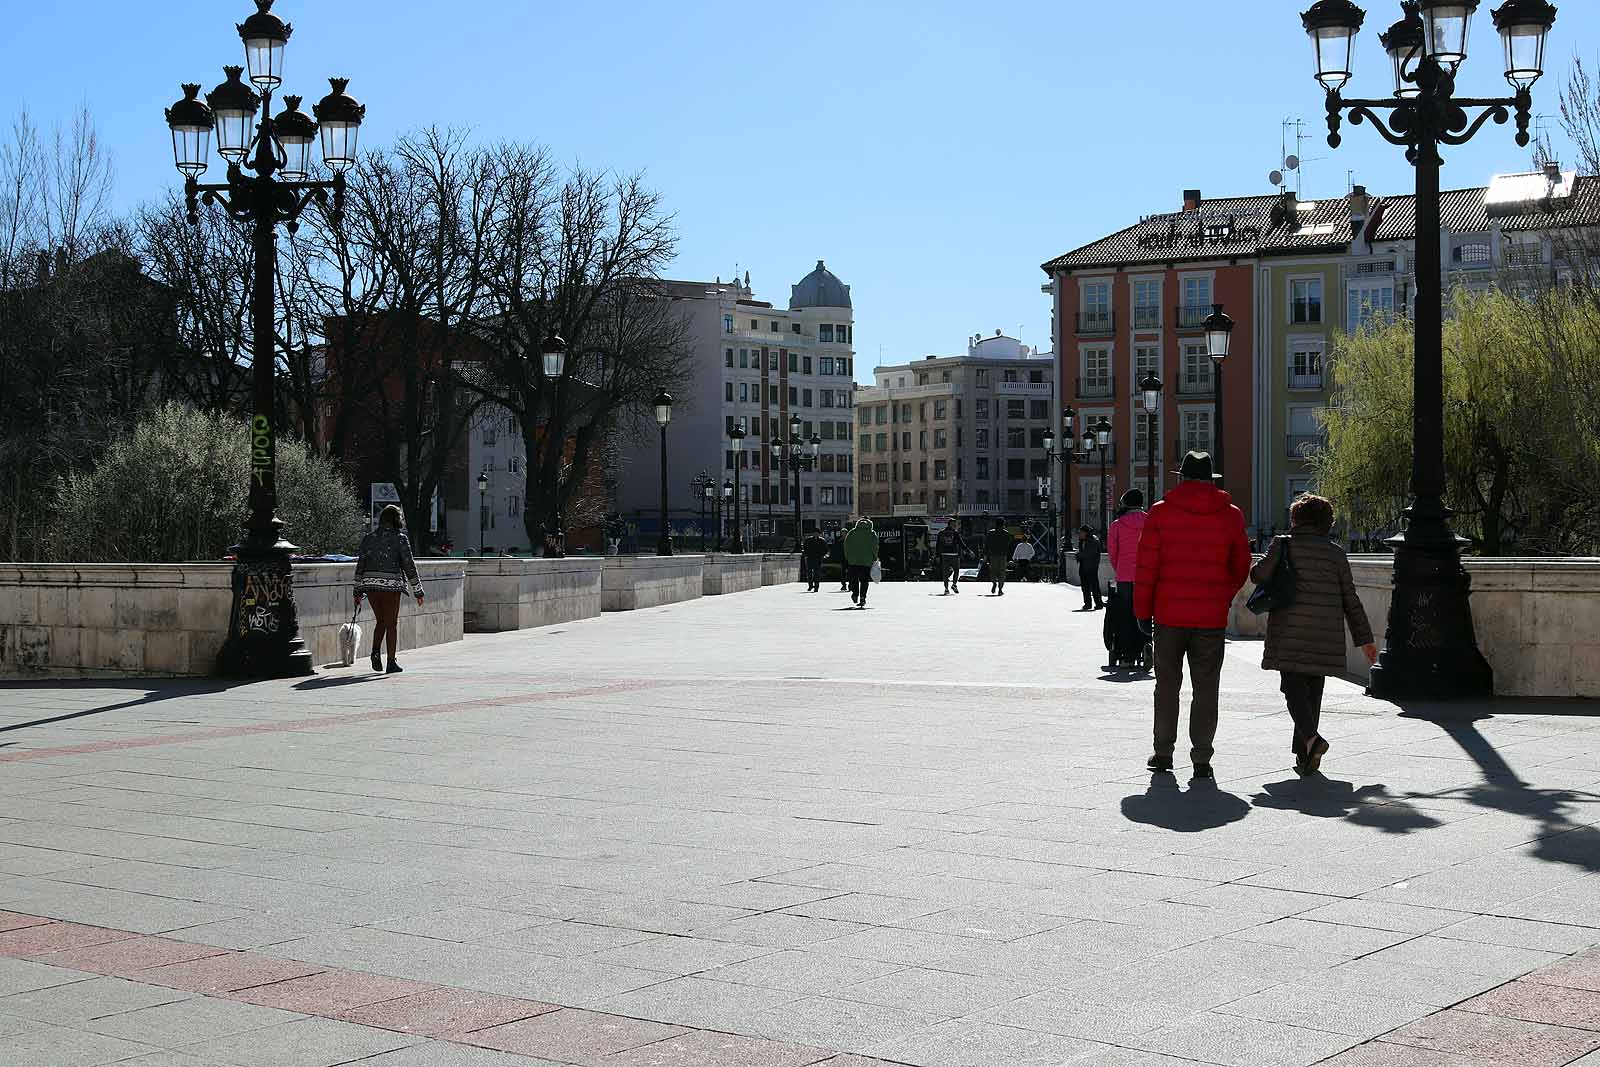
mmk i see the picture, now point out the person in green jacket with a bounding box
[843,517,880,608]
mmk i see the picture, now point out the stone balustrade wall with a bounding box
[463,558,603,632]
[761,553,803,586]
[0,560,464,678]
[702,554,766,596]
[601,555,704,612]
[1226,555,1600,698]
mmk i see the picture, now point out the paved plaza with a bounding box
[0,581,1598,1066]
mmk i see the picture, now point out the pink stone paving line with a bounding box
[0,911,901,1066]
[0,679,672,765]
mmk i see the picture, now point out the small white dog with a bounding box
[337,608,362,667]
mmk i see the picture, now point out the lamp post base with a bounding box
[216,535,314,679]
[1367,527,1493,702]
[657,535,674,557]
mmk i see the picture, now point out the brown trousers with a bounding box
[1152,625,1226,764]
[366,590,401,661]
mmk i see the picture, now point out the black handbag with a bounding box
[1247,536,1296,615]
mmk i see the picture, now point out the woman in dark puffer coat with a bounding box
[1250,494,1377,774]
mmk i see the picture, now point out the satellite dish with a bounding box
[1269,170,1284,187]
[1285,154,1301,171]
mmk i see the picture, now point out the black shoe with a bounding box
[1306,735,1329,773]
[371,652,383,673]
[386,662,403,674]
[1146,754,1173,772]
[1193,763,1214,780]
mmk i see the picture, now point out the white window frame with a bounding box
[1287,336,1326,391]
[1179,271,1215,319]
[1130,274,1163,330]
[1179,405,1213,455]
[1080,345,1113,393]
[1348,281,1395,332]
[1288,275,1325,325]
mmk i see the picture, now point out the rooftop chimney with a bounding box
[1183,189,1202,212]
[1544,160,1562,183]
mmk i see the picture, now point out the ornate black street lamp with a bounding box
[477,471,489,554]
[537,333,568,558]
[166,0,365,678]
[719,479,732,551]
[1092,416,1113,542]
[691,471,713,551]
[771,413,817,551]
[653,390,673,556]
[1139,370,1164,508]
[729,423,748,553]
[1202,305,1233,489]
[1302,0,1554,698]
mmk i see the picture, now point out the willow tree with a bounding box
[1315,288,1600,555]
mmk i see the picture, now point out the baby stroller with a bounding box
[1103,580,1152,672]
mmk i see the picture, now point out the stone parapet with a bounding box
[1227,555,1600,698]
[601,555,704,612]
[703,554,765,595]
[463,557,603,632]
[760,553,803,586]
[0,560,464,678]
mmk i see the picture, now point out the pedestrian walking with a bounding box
[353,504,425,674]
[830,531,849,591]
[1250,494,1377,775]
[935,524,966,594]
[1075,525,1105,610]
[1012,537,1036,583]
[843,517,879,607]
[1134,452,1251,779]
[1106,489,1148,669]
[983,518,1012,595]
[802,530,828,592]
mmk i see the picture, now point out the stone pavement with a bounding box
[0,580,1596,1067]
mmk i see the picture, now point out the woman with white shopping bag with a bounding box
[843,518,880,608]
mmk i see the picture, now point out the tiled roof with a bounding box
[1042,176,1600,273]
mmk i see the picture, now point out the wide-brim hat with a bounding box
[1172,450,1222,481]
[1078,524,1094,534]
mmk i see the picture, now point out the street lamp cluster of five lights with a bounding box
[164,0,366,182]
[1303,0,1556,97]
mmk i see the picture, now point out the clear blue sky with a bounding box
[7,1,1597,381]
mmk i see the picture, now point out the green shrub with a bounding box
[49,402,363,562]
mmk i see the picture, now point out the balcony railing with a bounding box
[1132,306,1162,330]
[1175,376,1215,397]
[1174,439,1214,459]
[1075,311,1115,335]
[1287,371,1325,391]
[1175,304,1211,330]
[1288,434,1324,459]
[1076,376,1116,399]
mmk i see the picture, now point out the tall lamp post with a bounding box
[1139,371,1164,508]
[165,0,365,677]
[1202,305,1233,488]
[719,479,732,551]
[653,391,673,555]
[1301,0,1554,698]
[538,333,568,558]
[691,471,712,552]
[1093,417,1113,542]
[1048,407,1081,582]
[729,423,748,552]
[477,471,489,554]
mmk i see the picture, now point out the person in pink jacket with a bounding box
[1105,489,1150,670]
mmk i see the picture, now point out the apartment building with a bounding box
[854,332,1056,523]
[610,262,857,546]
[1043,170,1600,536]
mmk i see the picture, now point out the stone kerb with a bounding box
[463,556,603,632]
[1228,554,1600,698]
[297,561,464,665]
[702,553,765,595]
[601,554,704,612]
[760,552,802,586]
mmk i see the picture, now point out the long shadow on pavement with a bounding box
[0,679,247,733]
[1252,776,1442,834]
[1121,776,1251,832]
[1396,701,1600,873]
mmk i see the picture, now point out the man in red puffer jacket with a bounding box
[1134,451,1251,780]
